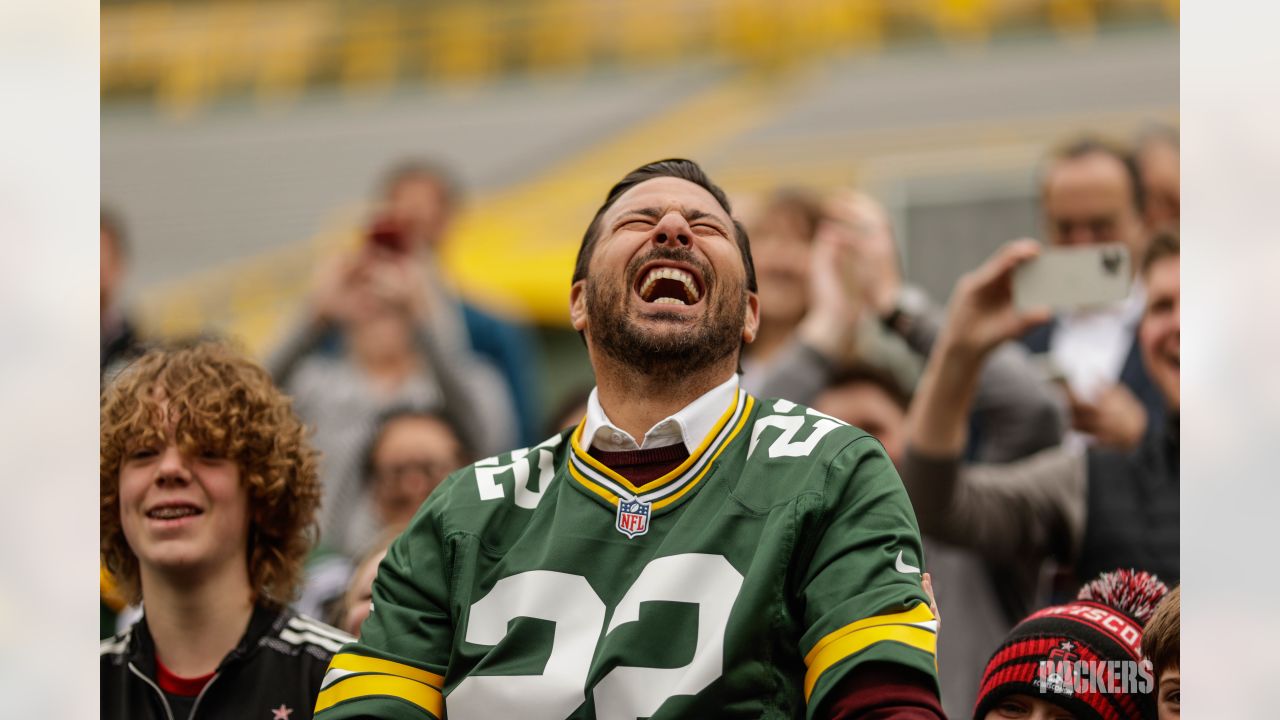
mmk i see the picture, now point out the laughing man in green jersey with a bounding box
[315,159,944,719]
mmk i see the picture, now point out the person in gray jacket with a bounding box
[268,240,515,557]
[746,188,1068,717]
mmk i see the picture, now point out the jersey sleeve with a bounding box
[313,503,454,720]
[796,435,939,717]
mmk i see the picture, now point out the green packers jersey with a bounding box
[314,390,938,719]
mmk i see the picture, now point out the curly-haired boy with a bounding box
[100,341,352,720]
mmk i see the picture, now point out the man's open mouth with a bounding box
[146,504,203,520]
[636,265,703,306]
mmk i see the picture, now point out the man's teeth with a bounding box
[148,506,200,520]
[639,267,700,303]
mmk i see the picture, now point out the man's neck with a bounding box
[141,564,255,678]
[591,352,738,443]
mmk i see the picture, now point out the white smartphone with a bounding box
[1013,244,1131,313]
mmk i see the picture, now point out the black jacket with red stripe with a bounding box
[101,603,352,720]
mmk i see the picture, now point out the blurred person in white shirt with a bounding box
[1021,137,1162,451]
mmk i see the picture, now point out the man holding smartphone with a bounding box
[902,231,1180,596]
[1022,137,1164,451]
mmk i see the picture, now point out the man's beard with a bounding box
[585,248,746,382]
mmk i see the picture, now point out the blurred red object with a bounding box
[367,216,410,255]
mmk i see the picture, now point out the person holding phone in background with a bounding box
[381,160,545,447]
[266,217,516,558]
[1021,136,1167,451]
[901,231,1180,596]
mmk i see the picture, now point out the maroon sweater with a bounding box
[587,444,946,719]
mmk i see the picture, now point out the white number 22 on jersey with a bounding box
[448,553,744,720]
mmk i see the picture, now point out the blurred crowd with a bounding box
[101,124,1179,719]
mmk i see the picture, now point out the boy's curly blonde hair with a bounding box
[101,340,320,606]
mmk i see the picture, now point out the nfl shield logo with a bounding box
[616,498,651,539]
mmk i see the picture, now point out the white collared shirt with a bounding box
[1051,281,1147,402]
[580,374,740,452]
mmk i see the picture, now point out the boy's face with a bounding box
[118,425,251,589]
[1157,667,1180,720]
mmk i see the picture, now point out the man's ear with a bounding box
[569,280,589,333]
[741,291,760,344]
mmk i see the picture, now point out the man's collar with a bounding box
[581,374,740,453]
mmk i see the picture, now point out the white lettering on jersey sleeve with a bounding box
[748,413,843,459]
[473,435,563,508]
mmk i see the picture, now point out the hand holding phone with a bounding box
[940,239,1052,361]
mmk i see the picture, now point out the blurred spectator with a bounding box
[903,233,1180,596]
[740,188,921,403]
[814,365,912,464]
[1142,586,1180,720]
[1135,124,1180,232]
[335,525,405,638]
[832,189,1065,464]
[100,341,349,720]
[363,406,469,529]
[295,407,465,622]
[382,160,545,446]
[268,242,515,557]
[739,188,827,365]
[1024,137,1163,450]
[973,569,1169,720]
[100,207,143,380]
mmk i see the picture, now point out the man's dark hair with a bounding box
[101,206,129,258]
[379,159,462,210]
[571,159,757,293]
[1141,230,1180,275]
[1043,136,1146,216]
[360,404,472,484]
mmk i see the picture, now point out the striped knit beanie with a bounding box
[973,570,1169,720]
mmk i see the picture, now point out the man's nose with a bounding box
[652,212,692,247]
[155,445,192,486]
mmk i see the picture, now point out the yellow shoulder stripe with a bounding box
[803,604,938,701]
[650,395,753,510]
[314,673,443,717]
[803,603,935,666]
[328,652,444,689]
